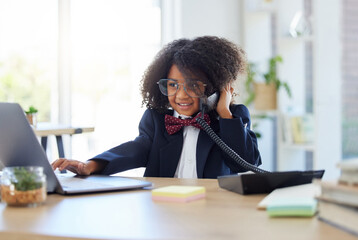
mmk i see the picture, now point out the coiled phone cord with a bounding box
[196,116,270,174]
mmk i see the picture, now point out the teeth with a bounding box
[178,103,191,106]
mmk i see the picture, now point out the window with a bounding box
[0,0,161,177]
[0,0,57,122]
[69,0,161,172]
[341,0,358,159]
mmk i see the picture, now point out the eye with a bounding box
[167,80,178,88]
[187,81,198,89]
[168,82,177,88]
[191,83,199,88]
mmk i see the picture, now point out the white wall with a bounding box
[161,0,242,45]
[314,0,341,179]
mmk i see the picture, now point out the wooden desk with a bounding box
[34,124,94,158]
[0,177,356,240]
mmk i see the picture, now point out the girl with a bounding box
[51,36,262,178]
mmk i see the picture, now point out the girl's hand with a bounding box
[51,158,100,175]
[216,83,234,119]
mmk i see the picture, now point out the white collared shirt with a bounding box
[173,111,199,178]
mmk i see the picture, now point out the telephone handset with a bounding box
[207,92,219,111]
[200,91,219,112]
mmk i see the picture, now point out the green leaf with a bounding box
[25,105,38,114]
[282,82,292,98]
[244,92,255,106]
[255,132,262,138]
[12,167,43,191]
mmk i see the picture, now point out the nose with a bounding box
[176,84,190,98]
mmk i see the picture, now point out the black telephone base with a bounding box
[217,170,325,195]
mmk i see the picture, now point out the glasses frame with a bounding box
[157,78,207,98]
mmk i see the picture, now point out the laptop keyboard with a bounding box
[57,175,114,189]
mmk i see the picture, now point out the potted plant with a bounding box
[244,62,257,107]
[1,166,47,207]
[25,106,38,127]
[245,55,292,110]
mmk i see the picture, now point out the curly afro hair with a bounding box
[140,36,247,113]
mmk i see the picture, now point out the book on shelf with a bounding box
[281,115,293,143]
[290,116,303,143]
[317,199,358,236]
[281,114,314,144]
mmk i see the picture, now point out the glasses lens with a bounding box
[158,79,178,96]
[185,79,206,97]
[157,79,206,97]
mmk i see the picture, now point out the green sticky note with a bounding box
[266,198,317,217]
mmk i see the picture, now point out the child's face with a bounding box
[167,65,201,116]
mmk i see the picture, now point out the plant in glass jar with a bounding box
[1,166,47,207]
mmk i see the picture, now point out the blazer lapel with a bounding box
[159,129,183,177]
[196,118,219,178]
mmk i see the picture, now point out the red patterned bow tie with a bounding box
[165,113,211,135]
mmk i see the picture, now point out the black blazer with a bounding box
[90,104,261,178]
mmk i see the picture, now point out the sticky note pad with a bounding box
[266,198,317,217]
[152,185,206,203]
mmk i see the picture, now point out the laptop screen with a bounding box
[0,102,61,192]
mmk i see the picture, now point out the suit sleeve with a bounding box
[219,104,262,173]
[89,109,155,175]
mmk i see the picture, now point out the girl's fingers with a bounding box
[52,158,81,174]
[51,159,90,175]
[51,158,66,170]
[58,160,72,171]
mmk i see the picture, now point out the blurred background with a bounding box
[0,0,356,179]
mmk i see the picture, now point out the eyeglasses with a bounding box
[157,79,207,98]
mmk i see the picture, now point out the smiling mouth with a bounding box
[177,103,192,106]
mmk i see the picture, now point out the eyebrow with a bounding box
[166,78,203,82]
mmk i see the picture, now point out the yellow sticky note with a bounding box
[152,185,206,202]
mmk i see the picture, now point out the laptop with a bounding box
[0,102,152,194]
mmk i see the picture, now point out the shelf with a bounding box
[281,142,315,151]
[245,1,276,13]
[243,0,316,172]
[250,109,280,117]
[278,35,314,43]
